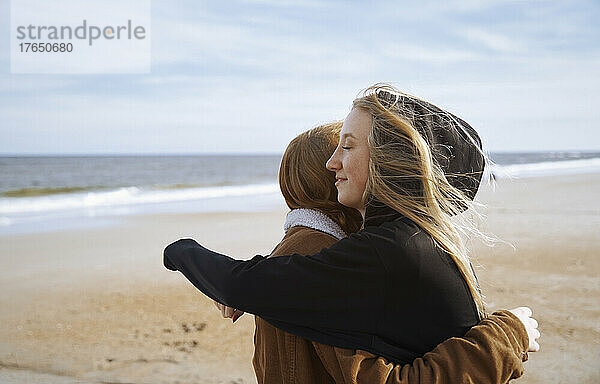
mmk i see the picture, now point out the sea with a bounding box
[1,151,599,235]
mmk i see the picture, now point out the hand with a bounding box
[508,307,540,352]
[213,299,245,323]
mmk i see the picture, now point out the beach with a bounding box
[1,173,599,383]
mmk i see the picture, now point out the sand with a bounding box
[0,173,599,383]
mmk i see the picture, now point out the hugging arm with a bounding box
[164,237,533,383]
[313,310,529,384]
[163,233,383,330]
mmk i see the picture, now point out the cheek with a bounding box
[346,156,368,192]
[356,151,370,186]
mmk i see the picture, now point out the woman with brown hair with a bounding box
[164,84,540,383]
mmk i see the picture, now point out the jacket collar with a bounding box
[363,198,409,228]
[284,208,348,240]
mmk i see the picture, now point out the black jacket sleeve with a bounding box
[163,233,386,331]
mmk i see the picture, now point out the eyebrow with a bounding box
[341,133,357,140]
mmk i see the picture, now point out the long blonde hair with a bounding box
[279,122,364,235]
[354,84,489,319]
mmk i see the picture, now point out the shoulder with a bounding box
[363,217,428,250]
[270,226,339,257]
[361,217,439,271]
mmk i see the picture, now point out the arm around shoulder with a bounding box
[314,310,529,384]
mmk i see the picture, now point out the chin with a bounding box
[337,195,358,210]
[336,194,350,208]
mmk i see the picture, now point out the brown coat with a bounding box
[252,225,529,384]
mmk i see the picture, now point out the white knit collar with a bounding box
[283,208,347,240]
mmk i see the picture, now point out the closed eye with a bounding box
[342,146,352,150]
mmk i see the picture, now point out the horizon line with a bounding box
[1,149,600,157]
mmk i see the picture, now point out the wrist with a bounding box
[493,309,529,360]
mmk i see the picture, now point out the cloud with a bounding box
[1,0,599,153]
[458,27,524,53]
[383,43,484,63]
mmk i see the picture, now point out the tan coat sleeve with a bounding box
[312,310,529,384]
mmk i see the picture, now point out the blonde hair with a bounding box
[279,122,364,235]
[354,83,490,319]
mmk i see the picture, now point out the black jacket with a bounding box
[163,209,480,364]
[163,92,485,364]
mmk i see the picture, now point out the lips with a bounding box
[335,177,348,186]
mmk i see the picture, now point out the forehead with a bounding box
[341,108,372,139]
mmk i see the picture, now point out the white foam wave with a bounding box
[0,183,279,215]
[1,158,599,217]
[486,158,600,179]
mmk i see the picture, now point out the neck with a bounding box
[359,207,366,229]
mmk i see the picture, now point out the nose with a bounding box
[326,146,342,172]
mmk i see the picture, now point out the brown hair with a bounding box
[354,83,488,319]
[279,122,363,235]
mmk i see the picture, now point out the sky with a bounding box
[1,0,599,155]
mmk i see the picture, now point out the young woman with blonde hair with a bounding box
[164,84,540,382]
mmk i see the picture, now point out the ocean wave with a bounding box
[487,157,600,179]
[1,157,598,217]
[0,183,231,198]
[1,186,106,197]
[0,183,279,215]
